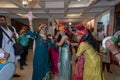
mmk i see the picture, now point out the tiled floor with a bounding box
[11,49,120,80]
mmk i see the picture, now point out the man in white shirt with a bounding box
[0,15,20,77]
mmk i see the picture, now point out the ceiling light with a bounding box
[67,13,81,18]
[77,0,81,1]
[69,22,72,25]
[22,0,28,6]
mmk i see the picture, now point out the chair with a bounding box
[0,62,15,80]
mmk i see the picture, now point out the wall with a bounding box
[94,8,115,37]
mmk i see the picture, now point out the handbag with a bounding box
[13,43,24,55]
[0,27,24,55]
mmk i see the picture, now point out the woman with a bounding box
[56,24,72,80]
[72,23,87,80]
[28,21,55,80]
[17,28,30,70]
[48,33,60,77]
[71,28,104,80]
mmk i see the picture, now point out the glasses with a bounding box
[41,26,47,30]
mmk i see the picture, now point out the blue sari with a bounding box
[58,43,72,80]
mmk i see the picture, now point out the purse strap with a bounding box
[0,27,13,42]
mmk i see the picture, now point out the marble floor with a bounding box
[11,49,120,80]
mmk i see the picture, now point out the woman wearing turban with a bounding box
[72,24,87,80]
[27,22,55,80]
[71,25,104,80]
[56,24,72,80]
[17,28,30,70]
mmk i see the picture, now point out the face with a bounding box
[0,17,7,26]
[59,30,65,35]
[76,35,82,41]
[39,28,47,35]
[105,40,115,51]
[23,31,27,34]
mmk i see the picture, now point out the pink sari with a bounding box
[48,48,59,76]
[72,39,85,80]
[72,55,84,80]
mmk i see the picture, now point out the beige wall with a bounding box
[109,7,115,36]
[94,7,115,37]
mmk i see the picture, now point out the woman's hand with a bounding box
[65,40,70,45]
[55,32,60,39]
[28,11,33,21]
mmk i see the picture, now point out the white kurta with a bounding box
[1,27,15,62]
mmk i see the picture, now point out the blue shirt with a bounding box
[17,34,30,47]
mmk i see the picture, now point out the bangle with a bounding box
[113,51,120,56]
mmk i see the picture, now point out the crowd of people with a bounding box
[0,15,120,80]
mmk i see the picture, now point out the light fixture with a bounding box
[22,0,28,7]
[69,22,72,25]
[77,0,81,1]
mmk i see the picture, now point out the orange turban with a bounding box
[58,24,65,31]
[37,23,48,31]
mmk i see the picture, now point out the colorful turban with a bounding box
[22,26,29,29]
[75,24,88,37]
[75,23,85,31]
[0,59,7,64]
[37,23,48,31]
[58,24,65,31]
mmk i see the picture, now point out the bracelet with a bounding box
[113,51,120,56]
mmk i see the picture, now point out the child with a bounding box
[100,46,112,73]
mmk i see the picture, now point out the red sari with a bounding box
[48,47,59,76]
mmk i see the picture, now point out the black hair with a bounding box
[86,29,100,52]
[0,15,6,20]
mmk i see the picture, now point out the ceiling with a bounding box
[0,0,120,24]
